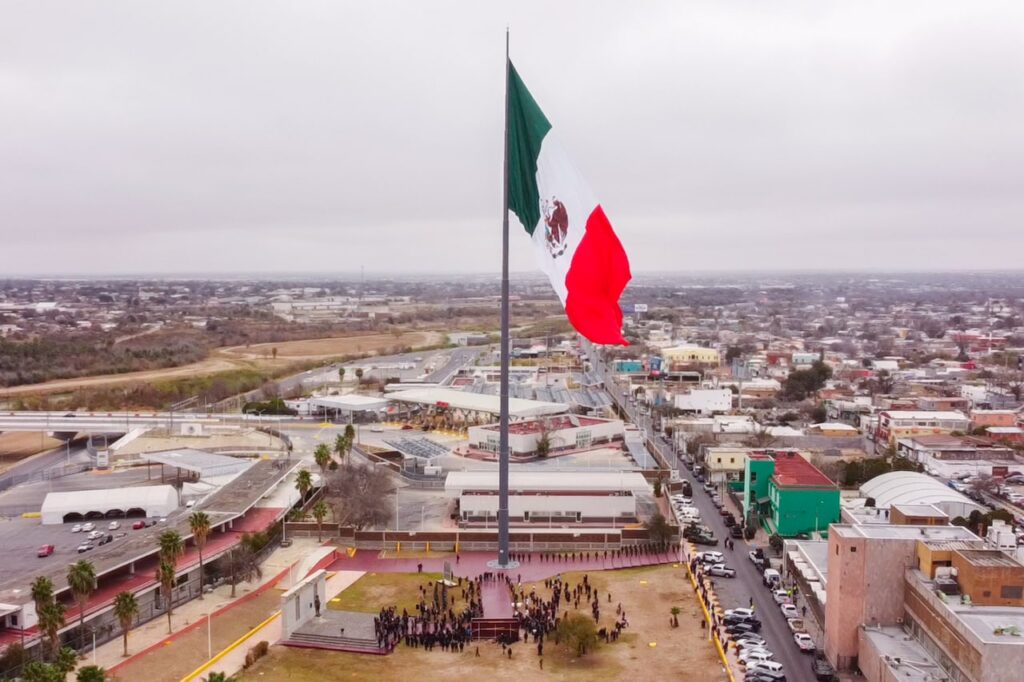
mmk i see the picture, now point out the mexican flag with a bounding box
[506,62,631,346]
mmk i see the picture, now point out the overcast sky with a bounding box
[2,1,1023,276]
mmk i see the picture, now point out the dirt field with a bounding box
[242,565,726,682]
[0,432,61,473]
[108,588,283,682]
[0,331,445,398]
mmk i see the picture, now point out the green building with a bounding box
[742,450,840,537]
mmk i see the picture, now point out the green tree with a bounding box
[344,424,356,443]
[769,533,784,553]
[156,560,177,634]
[782,360,833,401]
[22,661,64,682]
[338,367,346,383]
[76,665,108,681]
[202,672,239,682]
[113,591,139,657]
[670,606,681,628]
[189,511,212,599]
[296,469,313,500]
[314,443,332,478]
[30,576,54,616]
[37,600,66,660]
[354,367,364,383]
[555,612,599,656]
[66,559,97,644]
[158,529,184,565]
[644,512,673,545]
[312,501,329,542]
[54,647,77,675]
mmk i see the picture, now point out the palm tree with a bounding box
[203,672,239,682]
[158,529,184,565]
[314,443,332,478]
[112,591,138,657]
[76,665,108,681]
[344,423,355,443]
[295,469,313,500]
[156,560,177,634]
[30,575,54,615]
[312,501,329,542]
[670,606,681,628]
[354,367,364,384]
[67,559,97,645]
[334,433,347,459]
[37,600,66,659]
[189,512,212,599]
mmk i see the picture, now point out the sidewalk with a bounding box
[73,537,322,678]
[182,570,364,682]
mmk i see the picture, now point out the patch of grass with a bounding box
[327,572,451,615]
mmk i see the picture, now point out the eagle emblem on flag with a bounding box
[541,197,569,258]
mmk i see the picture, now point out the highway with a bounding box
[585,341,816,682]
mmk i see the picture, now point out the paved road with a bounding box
[585,341,815,682]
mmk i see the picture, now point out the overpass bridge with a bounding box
[0,411,288,435]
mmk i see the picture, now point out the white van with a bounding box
[763,568,781,588]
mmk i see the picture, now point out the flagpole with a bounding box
[493,27,516,570]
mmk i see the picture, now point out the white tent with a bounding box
[41,485,179,525]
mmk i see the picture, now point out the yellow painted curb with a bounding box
[179,609,281,682]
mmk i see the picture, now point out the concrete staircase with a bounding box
[281,630,390,655]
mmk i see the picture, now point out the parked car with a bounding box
[747,660,784,674]
[735,635,767,649]
[707,564,736,578]
[739,649,775,667]
[71,524,83,533]
[746,670,787,682]
[764,568,782,588]
[730,525,744,538]
[703,481,715,492]
[725,608,756,619]
[691,534,719,546]
[108,521,120,530]
[725,622,761,636]
[76,542,93,553]
[793,632,815,653]
[132,520,146,530]
[98,534,113,546]
[87,530,103,541]
[812,651,837,681]
[724,614,761,628]
[37,544,55,557]
[81,522,95,532]
[772,589,793,604]
[780,603,800,619]
[697,551,725,564]
[787,618,807,634]
[749,547,766,567]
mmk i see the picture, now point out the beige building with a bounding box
[703,446,749,484]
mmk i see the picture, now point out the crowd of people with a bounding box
[370,576,484,652]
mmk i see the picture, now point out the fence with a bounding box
[0,461,92,493]
[281,524,678,551]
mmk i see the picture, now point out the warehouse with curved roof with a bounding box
[859,472,985,519]
[41,485,179,525]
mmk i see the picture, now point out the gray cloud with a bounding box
[1,1,1023,275]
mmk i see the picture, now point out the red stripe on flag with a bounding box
[564,205,631,345]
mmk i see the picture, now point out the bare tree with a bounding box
[970,474,1001,499]
[325,462,394,530]
[744,425,778,449]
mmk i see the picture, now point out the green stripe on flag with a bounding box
[507,62,551,236]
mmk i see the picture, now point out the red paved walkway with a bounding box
[480,581,514,618]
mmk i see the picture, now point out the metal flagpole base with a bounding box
[486,559,521,570]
